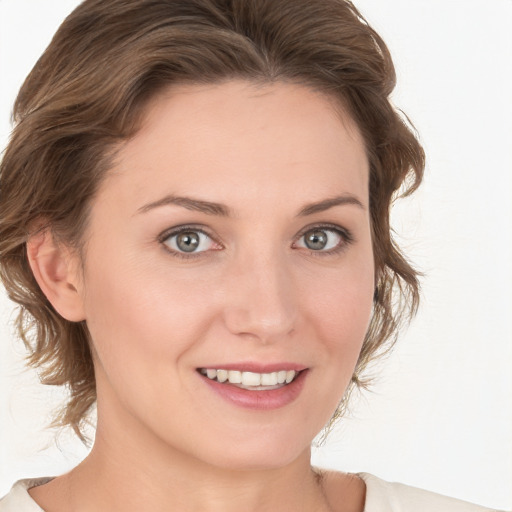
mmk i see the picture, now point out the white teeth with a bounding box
[242,371,261,386]
[285,370,295,384]
[217,369,228,383]
[227,370,242,384]
[200,368,299,387]
[261,372,278,386]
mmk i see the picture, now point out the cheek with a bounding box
[81,229,374,374]
[290,263,374,432]
[81,252,204,367]
[304,259,374,352]
[80,258,217,427]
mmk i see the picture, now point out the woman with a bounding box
[0,0,504,510]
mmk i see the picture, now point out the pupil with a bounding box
[177,232,200,252]
[305,230,327,250]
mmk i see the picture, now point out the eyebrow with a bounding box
[297,195,365,216]
[136,193,365,217]
[137,195,231,216]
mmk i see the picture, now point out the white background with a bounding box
[1,0,511,509]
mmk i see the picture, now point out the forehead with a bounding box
[104,80,369,213]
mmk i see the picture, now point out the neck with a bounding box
[69,429,329,512]
[58,398,332,512]
[29,404,367,512]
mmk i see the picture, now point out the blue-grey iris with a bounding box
[304,230,328,250]
[176,232,200,252]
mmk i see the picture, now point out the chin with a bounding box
[184,425,316,472]
[207,446,310,473]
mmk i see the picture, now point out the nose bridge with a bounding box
[223,246,297,341]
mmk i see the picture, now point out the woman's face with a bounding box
[77,80,374,469]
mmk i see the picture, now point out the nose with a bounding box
[221,251,297,343]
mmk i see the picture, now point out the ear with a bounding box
[26,228,86,322]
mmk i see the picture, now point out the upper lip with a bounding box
[196,362,308,373]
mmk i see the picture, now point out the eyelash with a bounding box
[158,223,354,260]
[158,225,219,260]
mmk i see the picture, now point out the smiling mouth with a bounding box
[198,368,300,390]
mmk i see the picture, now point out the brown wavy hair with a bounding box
[0,0,424,440]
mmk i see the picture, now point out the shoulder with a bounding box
[0,478,52,512]
[358,473,502,512]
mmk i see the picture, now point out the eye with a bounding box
[294,226,351,253]
[161,227,217,256]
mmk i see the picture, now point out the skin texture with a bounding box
[28,80,373,512]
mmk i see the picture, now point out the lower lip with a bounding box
[200,370,308,410]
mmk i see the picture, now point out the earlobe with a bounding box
[26,229,86,322]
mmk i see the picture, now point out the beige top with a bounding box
[0,473,502,511]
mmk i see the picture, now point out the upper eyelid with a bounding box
[159,222,350,236]
[158,224,217,242]
[158,222,353,249]
[294,223,353,240]
[292,224,355,257]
